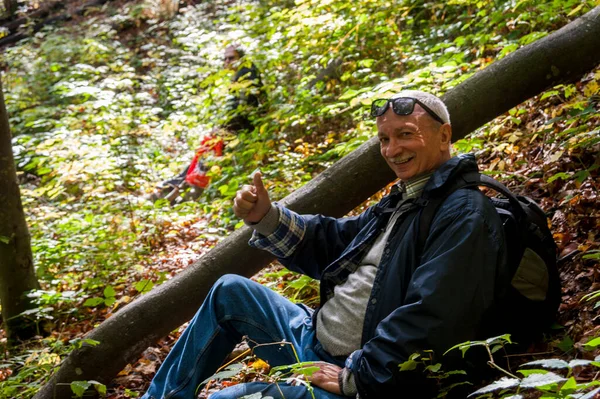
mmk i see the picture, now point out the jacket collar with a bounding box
[421,153,479,198]
[378,154,478,212]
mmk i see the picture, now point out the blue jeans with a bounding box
[142,274,347,399]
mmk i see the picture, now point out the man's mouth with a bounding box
[390,156,414,165]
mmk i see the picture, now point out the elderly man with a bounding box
[141,91,508,399]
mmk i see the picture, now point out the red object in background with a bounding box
[185,135,224,188]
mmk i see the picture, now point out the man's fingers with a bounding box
[238,187,258,203]
[252,172,267,195]
[235,198,255,212]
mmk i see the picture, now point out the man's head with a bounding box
[224,45,244,70]
[374,90,452,181]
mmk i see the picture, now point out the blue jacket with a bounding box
[270,154,508,397]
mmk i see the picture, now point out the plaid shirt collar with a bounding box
[395,172,434,200]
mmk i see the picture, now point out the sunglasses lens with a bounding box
[391,98,415,116]
[371,99,389,117]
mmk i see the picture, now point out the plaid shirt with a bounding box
[248,173,432,265]
[248,204,306,258]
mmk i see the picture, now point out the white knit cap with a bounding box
[390,90,451,125]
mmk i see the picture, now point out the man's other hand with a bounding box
[306,362,342,395]
[233,171,272,224]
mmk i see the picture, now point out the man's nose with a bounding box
[385,138,402,158]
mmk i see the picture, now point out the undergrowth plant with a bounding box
[440,335,600,398]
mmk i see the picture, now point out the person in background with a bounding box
[149,44,263,203]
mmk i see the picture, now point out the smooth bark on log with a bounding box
[2,1,64,32]
[0,75,40,341]
[35,6,600,399]
[0,0,111,48]
[2,0,17,19]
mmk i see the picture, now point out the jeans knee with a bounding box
[210,274,256,307]
[213,274,250,294]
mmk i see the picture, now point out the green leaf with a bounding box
[556,335,574,352]
[521,359,569,369]
[83,297,105,307]
[134,280,155,293]
[584,337,600,350]
[468,377,519,396]
[103,286,116,298]
[399,358,419,371]
[104,297,116,307]
[519,372,566,388]
[425,363,442,373]
[580,387,600,399]
[339,89,358,100]
[568,359,593,368]
[0,235,11,244]
[547,172,571,183]
[485,334,513,345]
[518,368,548,377]
[89,380,107,395]
[540,90,559,100]
[581,290,600,303]
[201,363,243,385]
[82,339,100,347]
[70,381,91,397]
[583,251,600,261]
[560,376,577,392]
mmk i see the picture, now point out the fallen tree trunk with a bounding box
[0,0,111,48]
[1,1,64,32]
[34,6,600,399]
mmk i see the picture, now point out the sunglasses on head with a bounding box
[370,97,445,124]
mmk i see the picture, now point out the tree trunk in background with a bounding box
[34,6,600,399]
[2,0,17,18]
[0,75,40,342]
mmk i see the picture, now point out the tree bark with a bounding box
[0,74,40,342]
[2,0,17,19]
[0,0,111,48]
[1,1,64,32]
[34,6,600,399]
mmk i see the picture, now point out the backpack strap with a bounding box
[416,171,526,256]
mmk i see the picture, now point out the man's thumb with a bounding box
[253,171,267,196]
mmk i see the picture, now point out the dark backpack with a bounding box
[416,171,561,341]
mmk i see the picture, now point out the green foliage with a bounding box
[444,334,513,358]
[438,335,600,398]
[200,363,244,385]
[1,0,598,397]
[70,380,106,397]
[0,337,89,397]
[83,285,116,307]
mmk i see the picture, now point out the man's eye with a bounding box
[379,137,389,143]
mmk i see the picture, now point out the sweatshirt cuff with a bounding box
[338,367,357,397]
[245,205,279,236]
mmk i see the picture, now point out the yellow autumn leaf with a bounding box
[251,359,270,372]
[583,80,599,97]
[548,150,564,163]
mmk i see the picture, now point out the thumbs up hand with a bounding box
[233,171,272,223]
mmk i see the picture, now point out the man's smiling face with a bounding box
[376,104,452,181]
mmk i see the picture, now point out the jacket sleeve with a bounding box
[249,204,377,280]
[350,196,506,397]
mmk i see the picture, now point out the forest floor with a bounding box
[0,0,599,398]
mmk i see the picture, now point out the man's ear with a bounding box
[439,124,452,150]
